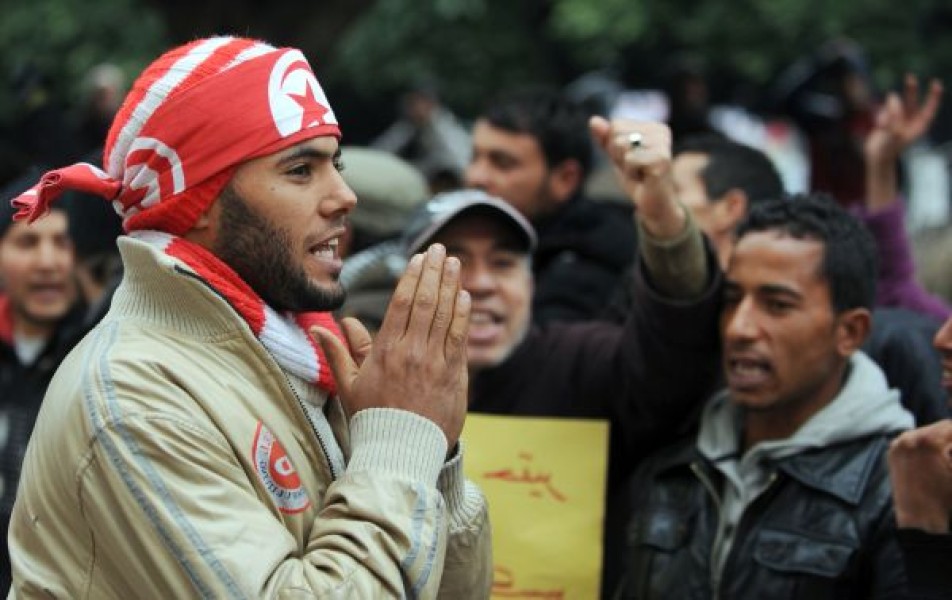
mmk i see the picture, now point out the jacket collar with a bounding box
[653,433,890,507]
[110,236,251,340]
[773,435,889,505]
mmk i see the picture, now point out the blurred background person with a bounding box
[0,170,85,590]
[371,80,471,192]
[61,187,124,326]
[465,87,637,324]
[773,38,879,206]
[76,63,127,155]
[337,146,429,333]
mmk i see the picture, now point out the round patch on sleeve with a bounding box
[252,421,312,514]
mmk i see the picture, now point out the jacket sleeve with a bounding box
[73,397,488,599]
[896,528,952,599]
[859,201,952,322]
[591,221,723,470]
[866,504,921,599]
[435,446,493,598]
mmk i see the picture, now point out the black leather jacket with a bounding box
[617,433,911,599]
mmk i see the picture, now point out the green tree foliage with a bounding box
[331,0,570,117]
[549,0,952,89]
[0,0,167,128]
[334,0,952,119]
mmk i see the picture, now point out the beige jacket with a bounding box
[8,238,491,599]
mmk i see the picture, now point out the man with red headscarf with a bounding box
[6,37,490,598]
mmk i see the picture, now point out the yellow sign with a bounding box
[462,414,610,599]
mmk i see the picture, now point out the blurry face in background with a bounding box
[430,213,532,373]
[933,317,952,408]
[0,212,76,334]
[465,120,557,220]
[672,152,713,231]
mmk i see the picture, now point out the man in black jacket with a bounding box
[619,196,913,598]
[0,177,86,590]
[465,88,637,324]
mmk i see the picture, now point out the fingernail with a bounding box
[445,256,460,274]
[429,243,445,257]
[458,289,470,307]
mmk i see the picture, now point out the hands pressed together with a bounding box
[313,244,471,450]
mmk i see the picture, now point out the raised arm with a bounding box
[589,116,708,300]
[861,75,951,320]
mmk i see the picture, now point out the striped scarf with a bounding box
[134,231,343,395]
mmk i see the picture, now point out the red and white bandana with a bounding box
[134,230,344,394]
[10,36,340,232]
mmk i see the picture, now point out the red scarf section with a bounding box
[0,296,13,346]
[145,233,345,396]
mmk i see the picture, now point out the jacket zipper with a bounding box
[277,366,339,481]
[712,471,780,600]
[690,462,726,600]
[176,266,341,481]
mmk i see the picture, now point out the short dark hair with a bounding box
[480,87,593,179]
[676,135,784,207]
[735,194,877,313]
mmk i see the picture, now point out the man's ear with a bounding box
[192,212,212,230]
[547,159,583,204]
[182,198,221,247]
[712,188,749,235]
[835,307,871,357]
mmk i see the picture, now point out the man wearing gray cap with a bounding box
[404,117,723,593]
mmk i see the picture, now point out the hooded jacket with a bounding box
[620,352,915,599]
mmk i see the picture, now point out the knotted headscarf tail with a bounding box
[135,231,345,395]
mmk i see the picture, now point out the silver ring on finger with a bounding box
[627,131,644,150]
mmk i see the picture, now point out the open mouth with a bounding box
[726,356,772,389]
[941,365,952,389]
[470,310,503,325]
[27,282,67,299]
[469,308,504,343]
[310,237,339,260]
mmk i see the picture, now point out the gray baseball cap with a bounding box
[403,189,537,257]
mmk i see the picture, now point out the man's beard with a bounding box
[213,185,346,312]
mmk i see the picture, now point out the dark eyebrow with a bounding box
[758,283,803,300]
[723,280,802,300]
[275,145,341,167]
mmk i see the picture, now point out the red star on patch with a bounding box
[288,82,329,129]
